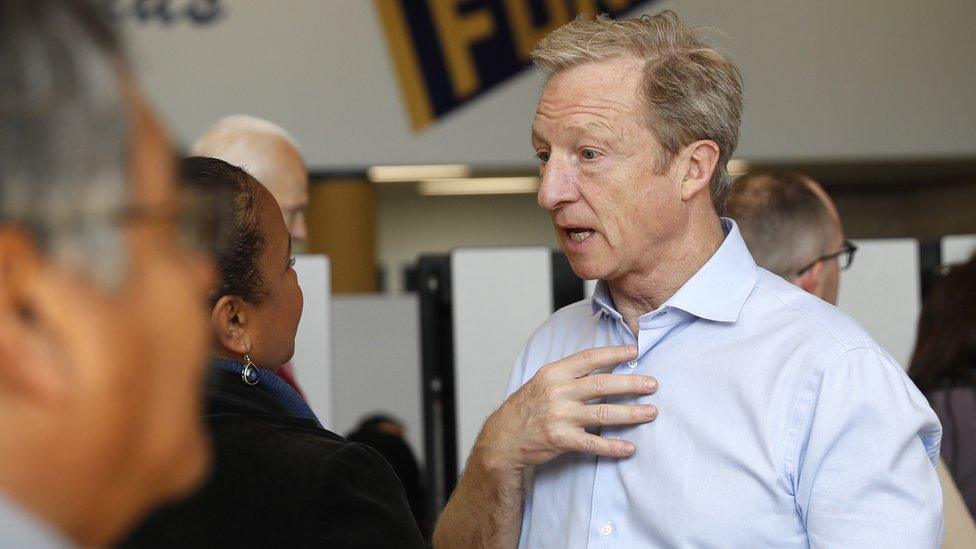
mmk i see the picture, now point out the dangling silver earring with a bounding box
[242,354,259,386]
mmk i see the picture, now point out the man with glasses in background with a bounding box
[725,170,856,305]
[0,0,227,545]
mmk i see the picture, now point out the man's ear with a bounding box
[211,295,249,355]
[679,140,721,202]
[0,230,70,403]
[792,260,822,296]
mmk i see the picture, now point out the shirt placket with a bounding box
[587,309,684,547]
[586,313,635,547]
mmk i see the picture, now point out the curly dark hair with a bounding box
[180,156,267,305]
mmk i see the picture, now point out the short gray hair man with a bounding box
[726,170,850,304]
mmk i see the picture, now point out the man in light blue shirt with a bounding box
[509,218,941,547]
[435,11,943,548]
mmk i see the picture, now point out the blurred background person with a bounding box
[122,158,423,548]
[347,414,429,539]
[726,170,854,303]
[193,115,309,245]
[910,253,976,515]
[0,0,218,545]
[192,115,309,394]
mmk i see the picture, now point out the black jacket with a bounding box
[119,370,426,548]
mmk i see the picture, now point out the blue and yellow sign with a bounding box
[375,0,655,131]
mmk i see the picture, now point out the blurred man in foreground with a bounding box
[192,115,309,392]
[726,170,854,303]
[435,12,942,548]
[0,0,217,545]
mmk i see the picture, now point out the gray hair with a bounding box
[0,0,130,286]
[531,11,743,212]
[725,171,837,278]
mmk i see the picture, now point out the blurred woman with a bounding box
[909,251,976,516]
[122,157,424,548]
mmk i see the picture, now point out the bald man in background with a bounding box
[193,115,309,392]
[725,170,853,304]
[194,115,309,245]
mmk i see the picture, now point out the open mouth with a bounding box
[566,228,595,243]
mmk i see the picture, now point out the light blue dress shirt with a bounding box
[507,219,943,548]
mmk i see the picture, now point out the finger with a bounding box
[566,432,637,458]
[577,403,658,427]
[566,373,657,401]
[548,345,638,379]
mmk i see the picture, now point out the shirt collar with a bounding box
[590,218,759,323]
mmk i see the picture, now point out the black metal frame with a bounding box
[417,250,583,517]
[417,254,456,520]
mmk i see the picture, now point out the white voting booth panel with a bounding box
[943,235,976,265]
[452,248,553,469]
[837,239,920,368]
[291,255,332,427]
[332,295,424,460]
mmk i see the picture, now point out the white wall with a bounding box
[451,248,553,469]
[331,294,424,459]
[122,0,976,167]
[836,239,920,368]
[291,255,333,425]
[943,235,976,265]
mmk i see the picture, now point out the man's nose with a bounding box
[536,157,578,210]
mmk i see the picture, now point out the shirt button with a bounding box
[627,360,637,369]
[600,521,613,537]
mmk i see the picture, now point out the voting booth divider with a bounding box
[330,294,425,461]
[943,235,976,265]
[290,255,333,427]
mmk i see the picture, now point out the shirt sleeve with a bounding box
[506,345,530,399]
[792,344,944,548]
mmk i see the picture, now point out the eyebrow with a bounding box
[577,121,616,139]
[531,121,618,145]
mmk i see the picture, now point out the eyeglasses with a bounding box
[797,240,858,276]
